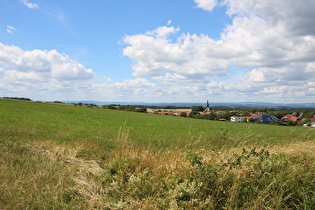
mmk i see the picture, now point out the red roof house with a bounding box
[281,115,298,123]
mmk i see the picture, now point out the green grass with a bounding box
[0,99,314,209]
[0,99,312,148]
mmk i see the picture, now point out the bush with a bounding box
[188,111,199,118]
[180,112,187,117]
[287,120,296,126]
[248,118,255,123]
[106,105,116,110]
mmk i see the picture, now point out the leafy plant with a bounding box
[186,151,203,167]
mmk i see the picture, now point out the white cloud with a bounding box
[223,0,315,36]
[3,0,315,103]
[0,42,96,100]
[20,0,39,9]
[6,26,17,34]
[121,0,315,102]
[193,0,218,12]
[0,43,94,81]
[96,78,163,101]
[123,27,230,82]
[145,26,180,38]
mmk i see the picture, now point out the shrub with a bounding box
[106,105,116,109]
[180,112,187,117]
[248,118,255,123]
[287,120,296,126]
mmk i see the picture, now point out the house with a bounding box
[230,116,244,122]
[311,116,315,127]
[261,116,280,124]
[246,116,259,122]
[258,112,268,116]
[281,115,298,123]
[250,112,261,119]
[172,112,180,116]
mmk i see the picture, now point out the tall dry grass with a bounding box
[1,126,314,209]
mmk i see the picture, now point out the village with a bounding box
[147,100,315,127]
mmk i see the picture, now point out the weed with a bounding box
[186,151,203,167]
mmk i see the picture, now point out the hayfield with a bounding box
[146,108,192,113]
[0,99,314,209]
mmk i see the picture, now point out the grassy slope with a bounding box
[0,100,314,209]
[0,99,312,147]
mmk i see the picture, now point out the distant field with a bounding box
[146,108,192,113]
[0,99,314,209]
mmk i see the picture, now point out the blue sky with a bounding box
[1,0,315,103]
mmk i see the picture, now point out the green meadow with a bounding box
[0,99,314,209]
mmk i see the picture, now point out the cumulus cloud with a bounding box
[121,0,315,102]
[96,78,163,101]
[0,43,94,81]
[193,0,218,12]
[20,0,39,9]
[123,27,230,82]
[223,0,315,36]
[0,42,95,100]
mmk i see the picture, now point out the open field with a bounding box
[146,108,192,113]
[0,99,314,209]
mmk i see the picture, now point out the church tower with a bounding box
[204,100,211,112]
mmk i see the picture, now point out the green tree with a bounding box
[287,120,296,126]
[107,105,116,110]
[273,111,284,119]
[242,111,250,116]
[192,106,204,112]
[188,111,199,118]
[249,108,256,113]
[217,111,228,119]
[180,112,187,117]
[248,118,255,123]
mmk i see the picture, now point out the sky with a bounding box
[0,0,315,103]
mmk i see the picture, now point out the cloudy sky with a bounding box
[1,0,315,103]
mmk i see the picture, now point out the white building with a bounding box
[230,116,244,122]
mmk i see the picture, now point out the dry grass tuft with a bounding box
[1,128,314,209]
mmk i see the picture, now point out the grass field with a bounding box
[146,108,192,113]
[0,99,314,209]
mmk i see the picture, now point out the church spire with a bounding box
[204,100,211,112]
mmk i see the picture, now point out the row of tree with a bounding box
[102,105,147,113]
[2,97,32,101]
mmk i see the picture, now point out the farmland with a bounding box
[0,99,314,209]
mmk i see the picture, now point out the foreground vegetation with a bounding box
[0,99,314,209]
